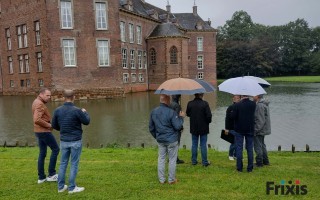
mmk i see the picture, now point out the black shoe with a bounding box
[254,163,263,168]
[263,162,270,166]
[177,159,185,164]
[203,162,211,167]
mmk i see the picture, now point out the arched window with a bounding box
[170,46,178,64]
[150,48,156,65]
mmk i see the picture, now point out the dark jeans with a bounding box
[254,135,270,165]
[35,132,60,179]
[191,134,209,165]
[234,132,254,172]
[229,130,236,157]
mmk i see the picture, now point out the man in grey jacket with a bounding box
[149,94,185,184]
[253,95,271,167]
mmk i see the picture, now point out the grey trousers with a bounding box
[253,135,270,165]
[158,141,178,183]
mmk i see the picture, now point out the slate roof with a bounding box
[173,13,213,30]
[148,23,186,38]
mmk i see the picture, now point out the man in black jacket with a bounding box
[231,96,256,172]
[186,93,212,166]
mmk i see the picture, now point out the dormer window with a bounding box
[128,0,133,11]
[196,22,203,30]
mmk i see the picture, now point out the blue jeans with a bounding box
[234,132,254,172]
[191,134,209,165]
[158,141,178,183]
[58,140,82,191]
[35,132,60,180]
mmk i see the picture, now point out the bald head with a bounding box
[160,94,170,105]
[63,89,74,101]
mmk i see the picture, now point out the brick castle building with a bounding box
[0,0,216,99]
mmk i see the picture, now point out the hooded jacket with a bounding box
[254,99,271,136]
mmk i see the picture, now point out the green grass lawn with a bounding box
[0,147,319,200]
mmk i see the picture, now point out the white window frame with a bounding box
[97,39,110,67]
[120,21,126,42]
[25,54,29,73]
[95,1,108,30]
[131,73,137,83]
[37,52,43,72]
[122,48,127,69]
[35,21,41,46]
[19,55,24,73]
[130,49,135,69]
[8,57,13,74]
[123,73,129,83]
[62,38,76,67]
[60,0,73,29]
[38,79,44,87]
[138,73,144,82]
[6,28,12,50]
[129,23,134,43]
[197,72,204,79]
[197,55,203,69]
[17,25,23,48]
[197,37,203,52]
[23,25,28,47]
[137,50,142,69]
[136,25,142,44]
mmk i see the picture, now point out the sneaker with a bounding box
[229,156,235,161]
[37,178,46,184]
[58,185,68,193]
[47,174,58,182]
[68,186,85,194]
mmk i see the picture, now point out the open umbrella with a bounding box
[193,79,215,93]
[154,77,206,95]
[218,77,267,96]
[244,76,271,88]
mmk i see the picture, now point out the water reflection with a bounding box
[0,83,320,151]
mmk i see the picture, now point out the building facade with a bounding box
[0,0,217,98]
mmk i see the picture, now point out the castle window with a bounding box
[138,73,144,82]
[120,21,126,42]
[170,46,178,64]
[129,23,134,43]
[18,55,24,73]
[95,2,108,30]
[197,37,203,51]
[130,49,135,69]
[97,39,110,66]
[60,0,73,29]
[197,55,203,69]
[131,73,136,82]
[136,25,142,44]
[34,21,41,45]
[137,50,142,69]
[62,39,76,67]
[197,72,204,79]
[5,28,11,50]
[150,48,156,65]
[8,56,13,74]
[122,48,127,68]
[10,80,14,88]
[25,54,29,73]
[123,73,129,83]
[37,52,43,72]
[38,79,44,87]
[17,24,28,48]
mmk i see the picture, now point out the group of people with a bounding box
[32,88,90,193]
[149,92,271,183]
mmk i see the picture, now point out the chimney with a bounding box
[208,18,211,26]
[166,1,171,13]
[193,5,197,15]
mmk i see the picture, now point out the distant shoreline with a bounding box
[218,76,320,83]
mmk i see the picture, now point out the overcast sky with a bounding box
[145,0,320,28]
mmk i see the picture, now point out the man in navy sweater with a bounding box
[231,96,256,172]
[52,90,90,193]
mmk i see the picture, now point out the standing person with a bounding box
[32,88,60,184]
[170,94,184,164]
[225,95,241,161]
[186,93,212,167]
[149,94,185,184]
[52,90,90,193]
[231,96,256,172]
[253,95,271,167]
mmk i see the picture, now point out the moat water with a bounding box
[1,82,319,151]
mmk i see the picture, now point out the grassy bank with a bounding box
[0,147,319,200]
[264,76,320,83]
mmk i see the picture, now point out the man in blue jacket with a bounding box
[231,96,256,172]
[149,94,185,184]
[52,90,90,193]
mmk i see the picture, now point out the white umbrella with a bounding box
[218,77,267,96]
[243,76,271,88]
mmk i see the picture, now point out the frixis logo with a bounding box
[266,180,308,195]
